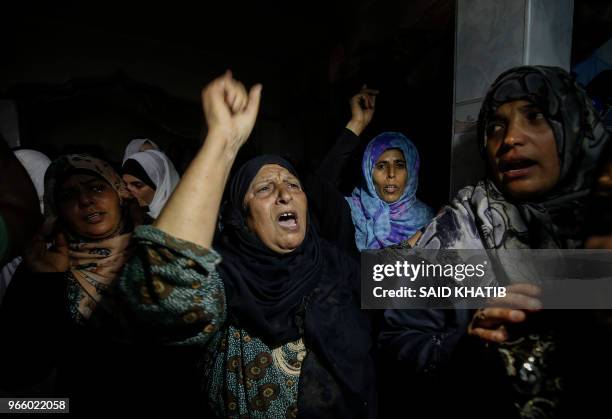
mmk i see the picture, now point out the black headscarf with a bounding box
[478,65,609,200]
[217,155,322,346]
[475,65,610,248]
[121,158,157,191]
[216,155,377,418]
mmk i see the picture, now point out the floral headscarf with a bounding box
[420,65,611,250]
[347,132,434,250]
[44,154,133,323]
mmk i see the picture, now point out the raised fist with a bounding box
[201,70,262,156]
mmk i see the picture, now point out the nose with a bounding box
[77,189,94,207]
[502,119,526,149]
[387,165,396,179]
[276,184,293,205]
[126,184,137,197]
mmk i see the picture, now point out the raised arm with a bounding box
[116,72,261,346]
[345,84,378,137]
[316,86,378,183]
[154,71,261,248]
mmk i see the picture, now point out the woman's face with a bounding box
[485,100,560,201]
[56,173,122,239]
[372,148,408,203]
[243,164,308,254]
[122,174,155,207]
[139,142,156,152]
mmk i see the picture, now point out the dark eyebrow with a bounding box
[377,158,405,164]
[518,104,543,113]
[81,178,105,186]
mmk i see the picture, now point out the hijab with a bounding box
[347,132,434,250]
[122,150,180,219]
[419,65,611,250]
[217,155,322,345]
[0,150,51,304]
[122,138,160,164]
[44,154,133,323]
[216,155,376,417]
[14,149,51,213]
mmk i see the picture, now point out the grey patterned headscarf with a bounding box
[420,66,610,250]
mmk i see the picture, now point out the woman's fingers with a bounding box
[232,80,248,113]
[487,292,542,310]
[477,307,526,326]
[55,232,69,255]
[245,84,263,119]
[470,326,508,343]
[202,70,262,145]
[361,88,380,96]
[469,307,526,343]
[486,283,542,311]
[506,283,541,297]
[224,77,249,114]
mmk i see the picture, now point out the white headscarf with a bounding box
[1,149,51,304]
[125,150,180,219]
[14,149,51,213]
[122,138,160,164]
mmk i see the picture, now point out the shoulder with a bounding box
[416,183,486,249]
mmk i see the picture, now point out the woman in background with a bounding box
[313,86,433,252]
[0,149,51,304]
[122,138,159,163]
[122,149,180,219]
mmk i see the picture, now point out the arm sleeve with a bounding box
[378,308,472,375]
[377,195,484,375]
[304,128,362,257]
[315,128,361,187]
[117,225,227,347]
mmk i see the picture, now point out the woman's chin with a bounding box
[76,223,118,240]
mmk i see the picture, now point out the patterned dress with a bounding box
[119,225,306,418]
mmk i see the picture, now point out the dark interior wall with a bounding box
[3,2,342,162]
[1,1,457,211]
[3,0,612,213]
[4,1,612,211]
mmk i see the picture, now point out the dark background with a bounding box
[2,0,612,211]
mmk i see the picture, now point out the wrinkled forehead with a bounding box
[242,164,302,209]
[249,164,300,186]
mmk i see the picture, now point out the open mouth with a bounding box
[85,212,104,223]
[499,159,537,173]
[277,211,298,230]
[384,185,399,193]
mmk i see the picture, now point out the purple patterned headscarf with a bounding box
[347,132,434,250]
